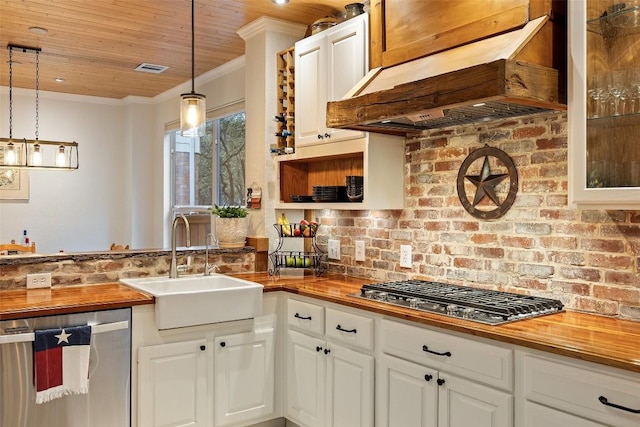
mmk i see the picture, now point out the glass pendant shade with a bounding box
[56,145,66,167]
[5,142,16,165]
[180,93,206,137]
[31,143,42,166]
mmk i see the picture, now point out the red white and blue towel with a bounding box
[33,325,92,404]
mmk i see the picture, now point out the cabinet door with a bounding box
[324,14,367,143]
[286,329,326,427]
[437,374,512,427]
[214,328,275,426]
[325,342,374,427]
[295,34,326,147]
[568,0,640,207]
[137,339,208,427]
[378,354,437,427]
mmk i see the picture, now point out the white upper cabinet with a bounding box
[295,14,368,146]
[568,0,640,207]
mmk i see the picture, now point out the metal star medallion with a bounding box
[456,146,518,220]
[465,156,508,207]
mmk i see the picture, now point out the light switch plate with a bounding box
[355,240,365,261]
[27,272,52,289]
[328,239,341,260]
[400,245,412,268]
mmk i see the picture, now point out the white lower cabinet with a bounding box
[517,350,640,427]
[285,298,374,427]
[379,354,512,427]
[378,319,513,427]
[138,338,209,427]
[214,328,275,426]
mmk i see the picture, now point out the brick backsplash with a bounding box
[0,250,255,290]
[317,112,640,321]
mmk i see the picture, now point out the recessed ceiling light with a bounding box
[135,63,169,74]
[272,0,289,4]
[29,27,48,35]
[54,77,65,83]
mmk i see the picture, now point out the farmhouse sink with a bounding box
[120,274,263,329]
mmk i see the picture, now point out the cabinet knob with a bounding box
[200,345,206,351]
[424,374,433,382]
[317,134,323,139]
[437,378,445,386]
[220,341,226,347]
[324,133,330,138]
[316,346,323,352]
[324,348,331,355]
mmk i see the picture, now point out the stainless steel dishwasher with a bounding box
[0,308,131,427]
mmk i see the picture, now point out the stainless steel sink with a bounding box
[121,274,263,329]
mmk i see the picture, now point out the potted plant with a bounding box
[209,205,249,248]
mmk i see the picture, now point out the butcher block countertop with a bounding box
[0,283,153,320]
[1,273,639,374]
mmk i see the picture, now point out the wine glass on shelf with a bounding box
[608,70,627,116]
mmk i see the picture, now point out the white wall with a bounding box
[0,90,127,253]
[0,57,246,254]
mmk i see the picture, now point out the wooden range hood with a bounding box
[326,16,567,135]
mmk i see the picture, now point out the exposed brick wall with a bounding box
[0,250,255,290]
[318,112,640,321]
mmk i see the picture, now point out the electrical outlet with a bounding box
[27,273,52,289]
[328,239,341,260]
[400,245,412,268]
[355,240,365,261]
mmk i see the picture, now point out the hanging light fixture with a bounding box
[180,0,206,137]
[0,44,79,171]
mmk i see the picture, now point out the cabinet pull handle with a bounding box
[437,378,445,386]
[422,345,451,357]
[336,324,357,333]
[598,396,640,414]
[324,348,331,355]
[316,346,323,352]
[200,345,206,351]
[220,341,226,347]
[294,313,312,320]
[424,374,433,382]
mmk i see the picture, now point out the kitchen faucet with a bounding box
[170,214,191,278]
[204,233,220,276]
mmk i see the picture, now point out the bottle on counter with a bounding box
[21,229,28,245]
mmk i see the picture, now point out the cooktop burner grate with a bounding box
[352,280,564,325]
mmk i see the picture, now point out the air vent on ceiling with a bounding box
[135,63,169,74]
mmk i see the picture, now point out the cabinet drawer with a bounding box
[380,319,513,390]
[523,354,640,427]
[325,307,374,350]
[287,299,324,335]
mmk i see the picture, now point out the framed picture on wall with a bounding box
[0,168,29,200]
[0,144,29,200]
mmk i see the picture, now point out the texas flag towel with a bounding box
[33,325,92,404]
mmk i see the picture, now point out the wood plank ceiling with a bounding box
[0,0,348,99]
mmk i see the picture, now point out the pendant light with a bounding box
[0,44,79,171]
[180,0,206,137]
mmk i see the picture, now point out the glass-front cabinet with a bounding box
[569,0,640,207]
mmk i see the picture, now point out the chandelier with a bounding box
[1,44,79,171]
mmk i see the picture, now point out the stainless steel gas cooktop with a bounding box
[351,280,564,325]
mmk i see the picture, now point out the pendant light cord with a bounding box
[8,47,13,139]
[35,50,40,141]
[190,0,195,94]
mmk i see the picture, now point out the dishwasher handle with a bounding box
[0,320,129,345]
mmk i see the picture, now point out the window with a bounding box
[168,109,245,246]
[170,110,246,210]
